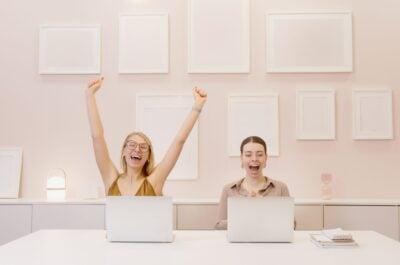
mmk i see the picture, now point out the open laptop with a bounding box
[227,196,294,243]
[106,196,173,242]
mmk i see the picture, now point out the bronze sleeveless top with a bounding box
[107,176,156,196]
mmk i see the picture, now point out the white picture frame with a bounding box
[119,13,169,73]
[266,12,353,73]
[352,89,393,140]
[39,25,101,74]
[296,89,336,140]
[188,0,250,73]
[0,147,23,198]
[228,93,279,156]
[136,93,198,180]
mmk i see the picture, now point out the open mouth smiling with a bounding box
[131,155,142,161]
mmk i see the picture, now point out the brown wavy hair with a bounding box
[240,136,267,154]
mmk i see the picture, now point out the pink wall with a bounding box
[0,0,399,199]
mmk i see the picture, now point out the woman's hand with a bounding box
[87,77,104,95]
[192,87,207,110]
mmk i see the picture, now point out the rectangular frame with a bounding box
[266,12,353,73]
[136,93,198,180]
[188,0,250,73]
[296,89,335,140]
[119,13,169,73]
[352,89,393,140]
[39,25,101,74]
[0,147,23,198]
[228,93,279,156]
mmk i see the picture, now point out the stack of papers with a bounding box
[310,228,358,248]
[322,228,353,241]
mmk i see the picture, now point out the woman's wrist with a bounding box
[192,106,202,113]
[85,89,96,97]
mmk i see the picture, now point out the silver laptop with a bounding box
[106,196,173,242]
[227,197,294,243]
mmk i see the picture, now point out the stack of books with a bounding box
[310,228,358,248]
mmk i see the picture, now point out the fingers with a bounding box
[193,86,207,98]
[88,80,97,88]
[88,77,104,89]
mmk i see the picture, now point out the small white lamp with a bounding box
[46,168,67,200]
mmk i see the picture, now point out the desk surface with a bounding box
[0,230,399,265]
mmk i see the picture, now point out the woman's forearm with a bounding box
[173,107,202,145]
[86,91,104,139]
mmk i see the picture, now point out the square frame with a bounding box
[0,147,23,198]
[296,89,336,140]
[136,93,198,180]
[39,25,101,74]
[188,0,250,73]
[119,13,169,73]
[266,12,353,73]
[352,89,393,140]
[228,93,279,156]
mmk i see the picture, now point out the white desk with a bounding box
[0,230,399,265]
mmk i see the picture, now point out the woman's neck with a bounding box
[124,169,144,183]
[243,175,266,187]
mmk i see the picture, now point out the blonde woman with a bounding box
[86,77,207,196]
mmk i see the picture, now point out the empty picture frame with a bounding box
[39,25,101,74]
[119,13,169,73]
[266,12,353,73]
[188,0,250,73]
[0,147,23,198]
[228,93,279,156]
[136,93,198,180]
[296,89,335,140]
[352,89,393,140]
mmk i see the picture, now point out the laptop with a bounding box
[106,196,173,242]
[227,196,294,243]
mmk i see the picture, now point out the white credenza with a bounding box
[174,199,218,230]
[294,205,324,230]
[324,204,400,240]
[32,203,105,232]
[0,204,32,245]
[1,198,399,245]
[174,199,324,231]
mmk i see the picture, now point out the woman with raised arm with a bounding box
[86,77,207,196]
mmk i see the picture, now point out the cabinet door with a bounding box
[32,204,105,232]
[0,205,32,245]
[176,204,218,230]
[324,205,399,240]
[295,205,323,230]
[173,205,177,230]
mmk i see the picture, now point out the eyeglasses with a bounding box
[126,141,149,152]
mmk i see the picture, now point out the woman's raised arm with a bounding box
[148,87,207,193]
[85,77,119,190]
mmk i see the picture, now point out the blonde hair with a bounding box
[120,132,155,177]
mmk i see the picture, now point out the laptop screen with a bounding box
[227,196,294,242]
[106,196,173,242]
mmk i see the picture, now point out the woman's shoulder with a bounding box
[222,178,244,190]
[267,177,289,189]
[266,177,290,195]
[218,178,244,199]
